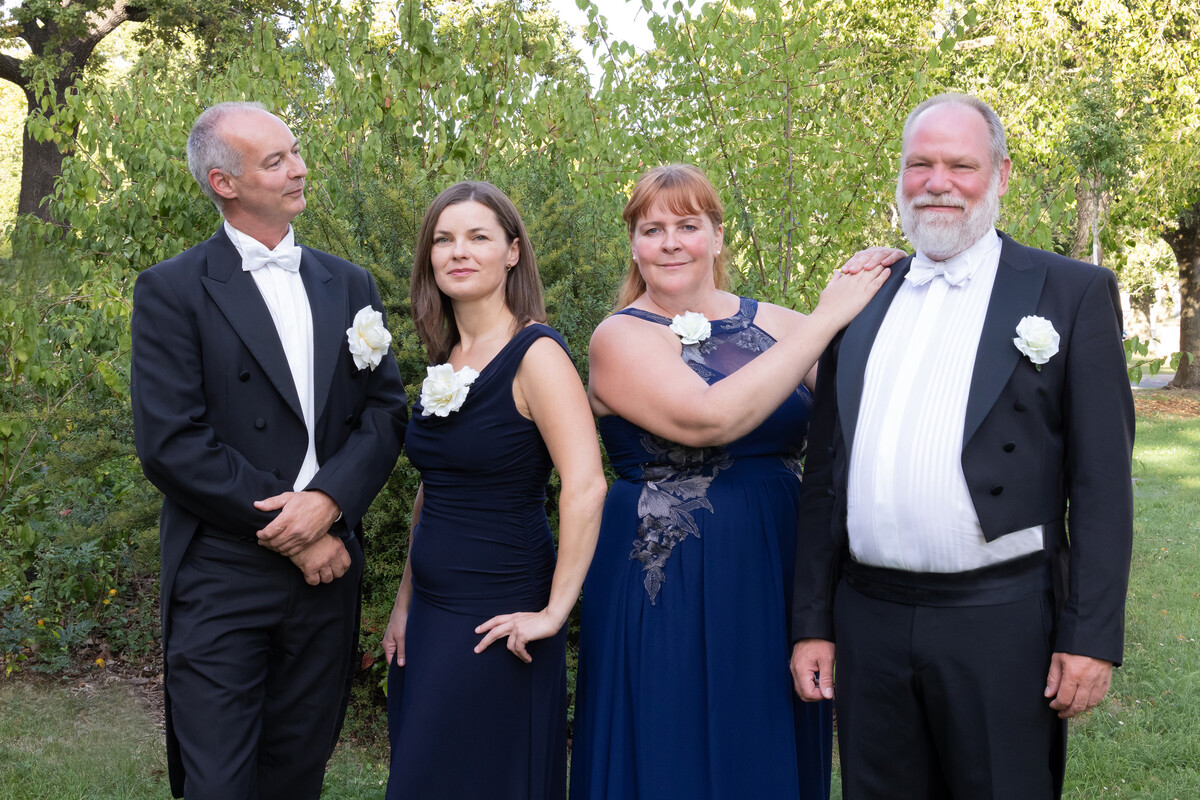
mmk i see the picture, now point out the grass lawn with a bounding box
[0,679,388,800]
[1,391,1196,799]
[0,680,166,800]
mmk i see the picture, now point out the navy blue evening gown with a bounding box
[386,324,569,800]
[571,297,833,799]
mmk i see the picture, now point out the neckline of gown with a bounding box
[416,322,553,419]
[617,296,757,332]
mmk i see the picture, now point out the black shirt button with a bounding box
[1013,401,1027,412]
[254,418,266,430]
[239,370,251,382]
[990,485,1003,496]
[1003,442,1016,453]
[344,414,355,425]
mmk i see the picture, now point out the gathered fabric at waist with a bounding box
[409,507,556,617]
[412,577,552,617]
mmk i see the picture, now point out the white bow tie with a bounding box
[241,239,302,273]
[905,253,972,287]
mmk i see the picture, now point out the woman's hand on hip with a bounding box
[474,610,563,664]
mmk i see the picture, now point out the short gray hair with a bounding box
[902,93,1009,171]
[186,101,269,213]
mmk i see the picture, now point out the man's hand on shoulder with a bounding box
[254,490,341,556]
[289,534,351,586]
[1045,652,1113,719]
[791,638,836,701]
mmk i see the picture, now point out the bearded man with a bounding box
[789,93,1134,798]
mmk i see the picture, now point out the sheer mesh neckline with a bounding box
[615,296,757,332]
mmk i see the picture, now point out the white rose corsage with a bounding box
[419,363,480,417]
[669,311,711,345]
[346,306,392,371]
[1013,315,1059,371]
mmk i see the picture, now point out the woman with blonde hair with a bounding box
[384,181,606,799]
[570,164,897,799]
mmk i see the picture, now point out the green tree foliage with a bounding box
[938,3,1200,272]
[0,248,146,675]
[0,83,22,230]
[1061,70,1141,265]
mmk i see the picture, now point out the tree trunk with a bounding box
[17,93,63,221]
[1070,176,1109,267]
[1163,201,1200,390]
[1069,178,1095,261]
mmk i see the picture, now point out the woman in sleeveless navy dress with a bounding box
[571,165,896,799]
[383,182,605,799]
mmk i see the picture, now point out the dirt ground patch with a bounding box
[7,656,167,732]
[1133,388,1200,417]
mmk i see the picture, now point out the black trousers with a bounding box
[166,534,363,800]
[834,555,1067,800]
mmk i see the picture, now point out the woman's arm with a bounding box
[589,263,891,447]
[474,338,607,663]
[382,483,424,668]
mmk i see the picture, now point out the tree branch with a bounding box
[60,1,138,78]
[0,51,25,91]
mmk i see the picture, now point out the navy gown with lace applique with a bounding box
[386,324,569,800]
[570,297,833,800]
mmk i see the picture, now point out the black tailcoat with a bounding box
[792,232,1135,666]
[132,227,407,794]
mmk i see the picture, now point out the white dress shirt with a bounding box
[846,229,1043,572]
[225,222,319,491]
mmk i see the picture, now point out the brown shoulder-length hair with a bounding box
[411,181,546,364]
[616,164,728,309]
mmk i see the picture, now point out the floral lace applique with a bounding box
[629,435,732,604]
[781,442,806,481]
[680,336,720,368]
[726,326,775,355]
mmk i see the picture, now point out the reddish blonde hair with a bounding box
[617,164,728,309]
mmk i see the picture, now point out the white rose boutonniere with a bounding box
[346,306,392,371]
[668,311,711,345]
[1013,315,1060,371]
[419,363,480,417]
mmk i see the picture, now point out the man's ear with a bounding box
[996,157,1012,198]
[209,169,237,202]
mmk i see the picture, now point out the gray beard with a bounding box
[897,174,1001,260]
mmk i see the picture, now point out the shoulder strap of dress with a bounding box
[612,307,670,325]
[499,323,572,370]
[739,296,757,319]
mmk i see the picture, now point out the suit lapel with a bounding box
[963,233,1048,444]
[200,228,304,421]
[300,247,346,428]
[837,258,911,455]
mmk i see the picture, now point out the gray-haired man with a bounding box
[791,94,1134,798]
[132,102,407,799]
